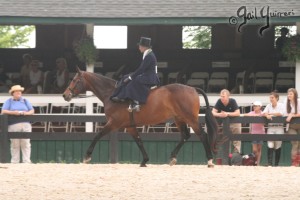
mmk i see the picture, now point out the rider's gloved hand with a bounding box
[124,76,132,83]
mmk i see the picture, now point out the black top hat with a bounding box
[137,37,151,47]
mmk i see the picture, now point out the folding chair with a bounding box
[186,79,206,90]
[69,103,86,132]
[254,71,274,93]
[94,103,106,132]
[47,103,71,132]
[274,79,295,93]
[31,103,49,132]
[207,79,227,93]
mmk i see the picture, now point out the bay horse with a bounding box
[63,68,218,167]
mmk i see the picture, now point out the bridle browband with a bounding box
[67,74,87,98]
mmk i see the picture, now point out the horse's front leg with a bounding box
[83,124,113,163]
[127,127,149,167]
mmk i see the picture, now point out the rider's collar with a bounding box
[143,49,152,60]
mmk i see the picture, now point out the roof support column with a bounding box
[85,23,95,132]
[296,22,300,92]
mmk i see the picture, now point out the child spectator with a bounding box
[244,101,265,166]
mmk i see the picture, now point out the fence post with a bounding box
[218,117,231,165]
[109,131,119,163]
[0,115,9,163]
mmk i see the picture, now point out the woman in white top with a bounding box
[285,88,300,167]
[20,53,32,87]
[24,60,44,93]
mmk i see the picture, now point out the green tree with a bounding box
[0,26,35,48]
[182,26,211,49]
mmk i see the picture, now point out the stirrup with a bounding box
[128,104,140,112]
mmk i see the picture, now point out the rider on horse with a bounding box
[110,37,160,112]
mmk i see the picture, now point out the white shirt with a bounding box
[262,102,285,126]
[262,102,285,115]
[29,70,42,85]
[283,98,300,115]
[283,98,300,131]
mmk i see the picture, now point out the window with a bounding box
[0,25,35,48]
[274,25,297,48]
[93,26,127,49]
[182,26,212,49]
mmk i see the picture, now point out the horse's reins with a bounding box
[73,94,95,99]
[68,74,96,99]
[68,86,94,98]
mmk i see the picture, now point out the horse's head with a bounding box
[63,67,86,102]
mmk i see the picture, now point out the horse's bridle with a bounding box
[68,74,84,97]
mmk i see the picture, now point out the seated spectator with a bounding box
[20,53,33,87]
[0,64,10,93]
[50,58,69,93]
[24,60,44,94]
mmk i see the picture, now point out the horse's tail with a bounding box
[195,87,218,153]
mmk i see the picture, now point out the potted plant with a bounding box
[283,34,300,61]
[73,36,98,65]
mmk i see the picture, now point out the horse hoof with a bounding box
[169,158,177,166]
[140,164,147,167]
[83,157,91,164]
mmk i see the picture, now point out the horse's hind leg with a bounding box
[127,127,149,167]
[191,124,214,168]
[169,122,191,166]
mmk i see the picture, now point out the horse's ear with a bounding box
[76,66,82,74]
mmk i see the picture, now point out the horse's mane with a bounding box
[84,71,116,89]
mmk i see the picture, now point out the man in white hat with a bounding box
[1,85,34,163]
[110,37,160,112]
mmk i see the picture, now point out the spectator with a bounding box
[284,88,300,167]
[50,58,69,93]
[262,91,285,167]
[20,53,33,87]
[1,85,34,163]
[24,60,44,94]
[244,101,265,166]
[275,27,289,60]
[212,89,241,154]
[0,64,10,92]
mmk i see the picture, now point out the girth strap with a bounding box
[129,110,136,127]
